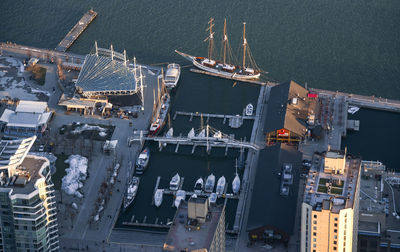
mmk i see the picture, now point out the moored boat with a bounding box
[154,189,163,207]
[169,173,180,191]
[232,174,240,194]
[209,192,217,204]
[149,75,171,136]
[136,147,150,175]
[216,176,226,195]
[174,190,186,208]
[348,105,360,114]
[123,176,140,210]
[245,103,253,116]
[164,63,181,89]
[194,177,204,194]
[205,173,216,193]
[188,128,195,138]
[175,18,261,81]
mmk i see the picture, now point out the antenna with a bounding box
[110,44,114,61]
[139,65,144,111]
[95,41,98,56]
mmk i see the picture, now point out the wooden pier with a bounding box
[190,68,278,86]
[55,9,98,52]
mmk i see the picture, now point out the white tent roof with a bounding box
[15,101,48,113]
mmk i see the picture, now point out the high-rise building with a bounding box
[162,195,225,252]
[301,150,361,252]
[0,136,59,251]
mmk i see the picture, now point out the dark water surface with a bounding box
[1,0,399,233]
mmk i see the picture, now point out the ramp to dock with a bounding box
[55,9,98,52]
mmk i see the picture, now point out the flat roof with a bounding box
[11,155,48,195]
[303,153,361,213]
[163,202,223,251]
[15,101,47,113]
[76,53,138,93]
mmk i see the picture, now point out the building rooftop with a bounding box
[163,201,223,251]
[11,155,48,195]
[0,136,36,169]
[358,160,400,246]
[76,51,138,93]
[15,101,48,113]
[303,152,361,213]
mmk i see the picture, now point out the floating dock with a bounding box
[55,9,98,52]
[190,68,277,86]
[173,111,255,128]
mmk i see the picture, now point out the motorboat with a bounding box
[174,190,186,208]
[204,173,216,193]
[245,103,254,116]
[154,189,163,207]
[136,147,150,174]
[164,63,181,89]
[232,174,240,194]
[194,178,204,194]
[216,176,226,195]
[348,105,360,114]
[123,176,140,210]
[209,193,217,204]
[169,173,180,191]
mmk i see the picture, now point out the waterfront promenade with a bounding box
[311,88,400,113]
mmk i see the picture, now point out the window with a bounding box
[334,229,337,233]
[313,221,317,224]
[313,238,316,242]
[334,235,337,239]
[313,244,316,248]
[334,241,337,245]
[333,247,337,250]
[313,232,316,236]
[313,226,317,230]
[334,217,338,221]
[334,223,337,227]
[313,215,317,218]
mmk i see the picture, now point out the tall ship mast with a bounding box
[176,18,261,80]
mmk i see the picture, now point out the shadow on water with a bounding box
[342,109,400,171]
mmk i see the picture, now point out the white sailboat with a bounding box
[205,173,216,193]
[166,127,173,138]
[154,189,163,207]
[232,162,241,194]
[169,173,180,191]
[194,177,204,194]
[164,63,181,89]
[216,176,226,195]
[188,128,195,138]
[197,128,206,138]
[174,190,186,208]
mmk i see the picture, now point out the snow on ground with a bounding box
[61,155,88,198]
[72,124,106,134]
[99,131,107,137]
[0,56,48,101]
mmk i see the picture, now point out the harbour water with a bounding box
[1,0,400,238]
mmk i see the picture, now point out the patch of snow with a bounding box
[0,71,5,77]
[99,131,107,137]
[72,124,106,134]
[147,69,156,75]
[61,155,88,198]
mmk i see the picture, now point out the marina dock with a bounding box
[190,68,277,86]
[173,111,255,128]
[55,9,98,52]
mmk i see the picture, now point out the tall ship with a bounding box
[123,176,140,210]
[149,73,171,136]
[176,18,261,80]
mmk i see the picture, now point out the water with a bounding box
[1,0,400,236]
